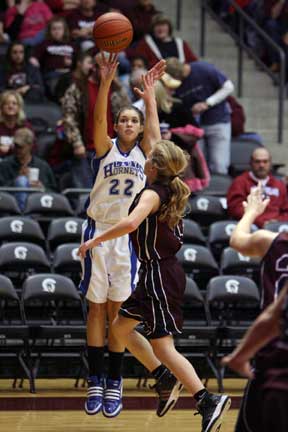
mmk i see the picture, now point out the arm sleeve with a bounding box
[62,84,84,149]
[183,40,198,62]
[206,79,234,107]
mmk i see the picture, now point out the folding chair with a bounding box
[52,243,81,286]
[0,216,45,247]
[0,192,21,216]
[206,275,260,391]
[47,218,83,252]
[22,274,87,389]
[177,244,219,291]
[188,195,227,234]
[0,275,34,392]
[220,247,261,284]
[183,219,206,245]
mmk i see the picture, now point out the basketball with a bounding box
[93,12,133,53]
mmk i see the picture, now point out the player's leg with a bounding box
[235,378,264,432]
[150,336,231,432]
[262,388,288,432]
[80,220,110,416]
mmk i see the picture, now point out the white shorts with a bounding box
[79,218,138,303]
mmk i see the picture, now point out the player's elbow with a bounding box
[229,234,242,251]
[127,219,139,233]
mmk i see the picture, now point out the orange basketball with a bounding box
[93,12,133,53]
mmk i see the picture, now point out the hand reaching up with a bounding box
[96,52,119,86]
[133,59,166,104]
[243,182,270,217]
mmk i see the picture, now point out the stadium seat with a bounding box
[52,243,81,285]
[187,195,226,233]
[175,277,218,384]
[203,174,233,196]
[0,216,45,247]
[0,275,34,392]
[264,221,288,234]
[208,220,257,262]
[0,192,21,216]
[220,247,261,284]
[47,218,84,252]
[25,102,62,134]
[36,132,57,159]
[24,192,74,234]
[22,274,87,386]
[75,194,89,218]
[0,242,50,290]
[206,275,260,391]
[177,244,219,290]
[182,219,206,245]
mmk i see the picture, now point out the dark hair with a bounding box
[46,16,70,42]
[114,106,144,125]
[130,55,149,70]
[6,41,26,68]
[71,50,93,72]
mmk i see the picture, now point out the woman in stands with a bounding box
[79,139,231,432]
[0,90,34,158]
[78,52,170,419]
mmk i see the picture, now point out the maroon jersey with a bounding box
[256,233,288,390]
[34,40,75,72]
[129,183,183,262]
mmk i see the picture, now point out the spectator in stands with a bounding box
[67,0,108,51]
[166,57,234,175]
[31,16,75,99]
[5,0,53,47]
[126,14,197,69]
[263,0,288,72]
[0,90,33,158]
[0,127,57,210]
[119,55,148,96]
[227,147,288,227]
[54,50,93,103]
[125,0,160,44]
[0,41,45,102]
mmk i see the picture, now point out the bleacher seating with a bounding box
[220,247,261,284]
[0,192,21,216]
[47,218,83,251]
[0,216,45,248]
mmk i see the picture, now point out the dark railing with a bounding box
[200,0,286,144]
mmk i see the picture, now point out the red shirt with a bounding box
[227,171,288,227]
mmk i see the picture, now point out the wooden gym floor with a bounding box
[0,379,245,432]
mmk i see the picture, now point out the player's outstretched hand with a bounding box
[78,239,97,259]
[221,354,254,380]
[242,182,270,217]
[96,51,119,85]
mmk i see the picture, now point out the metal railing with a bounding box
[200,0,286,144]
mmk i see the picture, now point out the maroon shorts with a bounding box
[119,258,186,339]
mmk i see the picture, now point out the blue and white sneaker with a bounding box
[102,377,123,418]
[85,375,104,415]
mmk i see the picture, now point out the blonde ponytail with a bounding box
[151,140,191,228]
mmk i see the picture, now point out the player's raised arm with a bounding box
[229,184,276,257]
[93,52,118,158]
[135,60,166,155]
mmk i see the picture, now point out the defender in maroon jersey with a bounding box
[222,184,288,432]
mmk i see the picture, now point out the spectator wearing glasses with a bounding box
[0,127,57,210]
[227,147,288,227]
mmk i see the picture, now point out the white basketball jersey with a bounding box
[87,139,146,224]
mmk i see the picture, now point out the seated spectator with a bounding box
[166,57,234,175]
[54,50,93,103]
[125,0,160,44]
[227,147,288,227]
[126,14,197,68]
[0,90,33,158]
[0,127,57,210]
[66,0,108,51]
[5,0,53,47]
[31,16,76,99]
[119,54,148,94]
[0,41,45,102]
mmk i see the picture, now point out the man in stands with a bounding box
[227,147,288,227]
